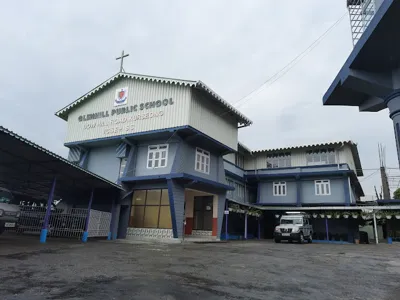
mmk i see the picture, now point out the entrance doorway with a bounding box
[193,196,213,231]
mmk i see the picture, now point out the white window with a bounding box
[273,182,287,196]
[315,180,331,196]
[147,144,168,169]
[119,157,128,178]
[306,148,336,166]
[267,153,291,168]
[195,148,210,174]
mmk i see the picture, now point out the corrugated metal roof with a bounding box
[238,141,252,154]
[0,126,123,190]
[252,141,354,153]
[55,72,252,126]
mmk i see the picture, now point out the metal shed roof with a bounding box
[0,126,122,200]
[55,72,253,127]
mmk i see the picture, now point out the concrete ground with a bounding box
[1,234,400,300]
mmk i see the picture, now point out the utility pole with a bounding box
[379,144,391,199]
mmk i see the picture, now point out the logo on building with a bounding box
[114,87,128,107]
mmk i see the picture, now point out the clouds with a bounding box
[0,0,396,195]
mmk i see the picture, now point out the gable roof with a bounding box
[55,72,252,127]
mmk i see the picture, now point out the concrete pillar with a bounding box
[325,217,329,241]
[216,194,226,239]
[244,212,248,240]
[82,189,94,242]
[108,199,115,240]
[258,218,261,239]
[225,201,229,240]
[167,179,185,239]
[386,93,400,167]
[40,177,57,243]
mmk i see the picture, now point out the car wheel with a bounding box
[274,239,281,243]
[298,233,304,244]
[308,235,313,243]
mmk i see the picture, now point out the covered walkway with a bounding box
[0,126,123,243]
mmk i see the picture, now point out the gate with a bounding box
[10,205,111,239]
[87,209,112,237]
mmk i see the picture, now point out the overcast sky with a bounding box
[0,0,397,196]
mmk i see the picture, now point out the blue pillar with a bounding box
[40,177,57,243]
[82,189,94,243]
[325,217,329,241]
[343,175,351,206]
[225,202,229,240]
[107,199,115,240]
[296,177,302,207]
[244,212,248,240]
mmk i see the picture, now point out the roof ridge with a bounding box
[252,140,354,153]
[54,72,252,126]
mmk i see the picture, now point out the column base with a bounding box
[82,231,89,242]
[40,229,48,243]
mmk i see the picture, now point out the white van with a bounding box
[274,212,313,244]
[0,188,21,234]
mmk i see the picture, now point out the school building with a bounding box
[54,71,368,242]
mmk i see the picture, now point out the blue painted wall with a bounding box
[257,177,350,205]
[301,178,345,205]
[170,140,227,185]
[133,139,179,177]
[258,181,297,205]
[86,144,120,183]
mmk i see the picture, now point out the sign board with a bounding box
[224,210,229,215]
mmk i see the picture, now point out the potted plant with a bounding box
[395,214,400,220]
[320,213,325,218]
[386,212,393,220]
[312,213,318,218]
[275,214,280,219]
[343,212,349,219]
[376,212,382,220]
[352,212,359,219]
[361,212,370,220]
[327,212,332,219]
[334,212,341,219]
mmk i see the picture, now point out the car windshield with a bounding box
[281,218,302,225]
[0,190,13,204]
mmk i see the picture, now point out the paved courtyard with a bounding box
[1,235,400,300]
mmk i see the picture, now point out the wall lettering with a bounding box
[78,98,174,122]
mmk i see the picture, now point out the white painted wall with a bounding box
[244,144,358,172]
[223,153,235,164]
[65,78,191,143]
[189,89,238,151]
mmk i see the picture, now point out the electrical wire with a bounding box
[359,170,380,182]
[233,12,348,109]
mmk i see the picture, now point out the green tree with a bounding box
[393,188,400,199]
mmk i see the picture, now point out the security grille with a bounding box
[88,209,112,237]
[347,0,376,46]
[8,205,111,239]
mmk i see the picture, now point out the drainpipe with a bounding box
[373,211,379,245]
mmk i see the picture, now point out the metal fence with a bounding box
[8,205,111,239]
[88,209,112,237]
